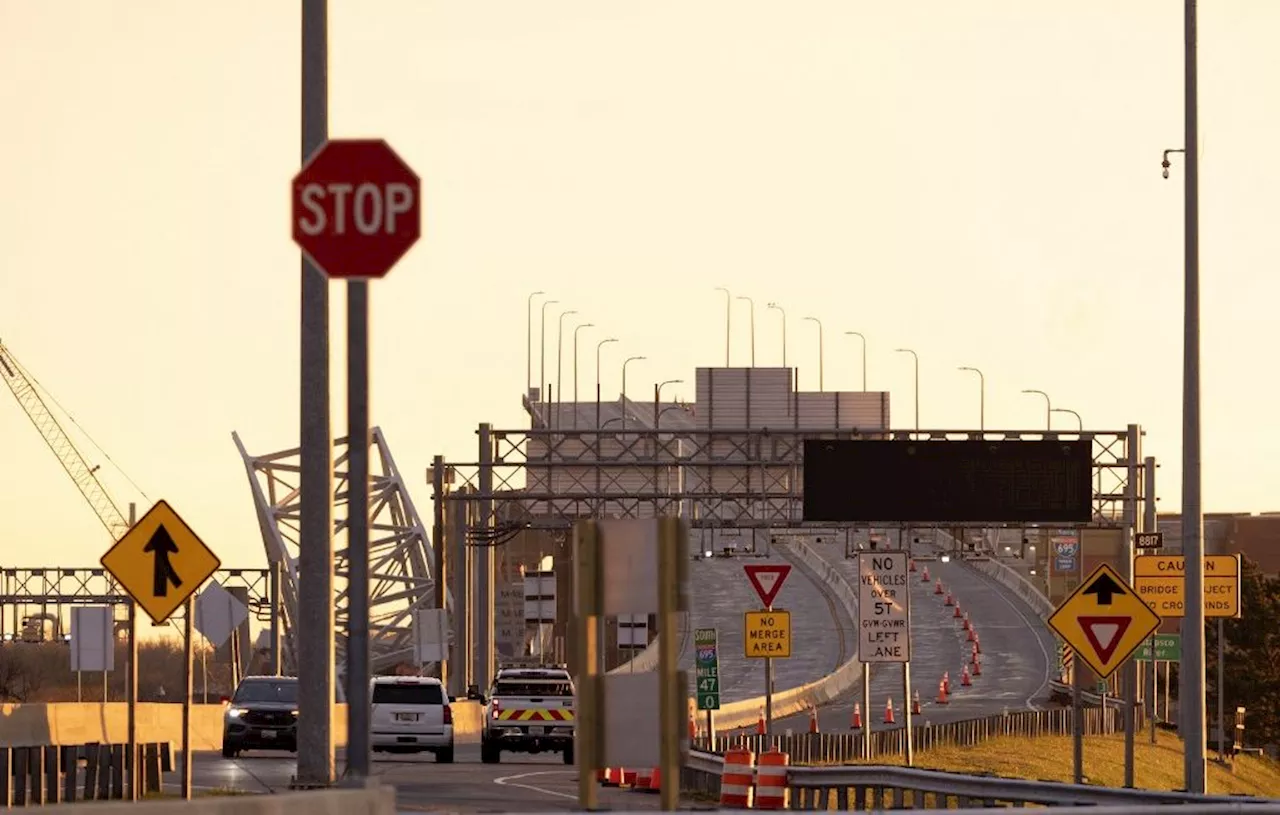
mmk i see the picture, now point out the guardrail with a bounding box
[680,748,1275,809]
[697,706,1125,765]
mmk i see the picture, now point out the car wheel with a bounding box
[480,742,500,764]
[436,746,455,764]
[221,742,238,759]
[563,744,574,765]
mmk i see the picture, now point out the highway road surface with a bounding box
[766,548,1056,735]
[161,747,663,811]
[679,547,852,703]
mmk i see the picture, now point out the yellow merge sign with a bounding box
[744,610,791,659]
[101,500,221,625]
[1134,554,1241,619]
[1047,563,1160,680]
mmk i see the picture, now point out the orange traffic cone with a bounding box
[909,558,917,572]
[972,654,983,676]
[911,691,922,715]
[974,634,982,654]
[942,671,951,694]
[944,591,954,606]
[967,625,976,642]
[936,679,949,705]
[756,707,766,735]
[935,579,944,595]
[850,702,862,729]
[922,566,930,582]
[808,706,820,734]
[688,711,698,739]
[883,698,895,725]
[953,603,964,619]
[962,613,971,631]
[961,665,972,687]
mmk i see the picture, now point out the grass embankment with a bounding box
[894,730,1280,798]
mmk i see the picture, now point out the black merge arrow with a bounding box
[1082,572,1125,606]
[143,526,183,598]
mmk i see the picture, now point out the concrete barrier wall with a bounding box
[0,700,489,749]
[40,784,395,814]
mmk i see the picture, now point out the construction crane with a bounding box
[0,339,132,541]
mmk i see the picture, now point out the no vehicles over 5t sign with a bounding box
[857,551,911,663]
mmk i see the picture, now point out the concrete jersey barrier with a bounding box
[38,783,395,815]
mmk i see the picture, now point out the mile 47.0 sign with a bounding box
[857,551,911,663]
[694,628,720,710]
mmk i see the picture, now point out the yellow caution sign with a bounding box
[1134,554,1241,619]
[744,610,791,659]
[101,500,221,625]
[1047,563,1160,680]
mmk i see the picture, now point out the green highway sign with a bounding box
[695,627,720,711]
[1136,633,1181,662]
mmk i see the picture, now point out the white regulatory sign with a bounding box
[857,551,911,663]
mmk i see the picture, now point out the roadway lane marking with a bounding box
[493,769,577,801]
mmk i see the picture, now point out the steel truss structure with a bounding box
[0,567,269,639]
[233,427,446,675]
[436,426,1140,531]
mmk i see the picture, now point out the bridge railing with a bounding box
[696,705,1126,765]
[680,748,1275,809]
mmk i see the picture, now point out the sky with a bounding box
[2,1,1278,574]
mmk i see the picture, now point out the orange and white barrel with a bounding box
[719,749,756,809]
[754,749,790,810]
[634,768,654,791]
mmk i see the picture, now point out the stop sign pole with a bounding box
[292,133,422,782]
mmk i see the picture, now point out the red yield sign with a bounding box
[291,139,422,280]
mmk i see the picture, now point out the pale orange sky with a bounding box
[2,1,1277,571]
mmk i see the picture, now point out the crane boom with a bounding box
[0,341,131,541]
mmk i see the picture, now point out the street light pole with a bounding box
[1052,408,1083,432]
[845,332,867,391]
[958,367,985,431]
[573,323,594,429]
[1022,389,1051,430]
[595,338,618,429]
[767,302,787,368]
[621,356,646,431]
[539,299,560,407]
[556,310,578,429]
[738,296,756,366]
[655,379,684,428]
[715,287,731,366]
[526,291,545,396]
[894,349,919,431]
[804,317,824,391]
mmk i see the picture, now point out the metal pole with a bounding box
[1216,619,1225,763]
[431,456,447,687]
[269,561,282,674]
[345,277,372,779]
[1180,0,1206,794]
[1145,456,1158,745]
[126,502,138,800]
[526,291,543,396]
[764,654,773,734]
[298,0,335,787]
[903,662,913,766]
[1072,655,1083,784]
[1122,425,1140,787]
[861,663,871,759]
[477,424,495,691]
[181,597,193,800]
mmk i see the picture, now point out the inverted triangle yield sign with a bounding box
[1078,616,1132,665]
[744,564,792,608]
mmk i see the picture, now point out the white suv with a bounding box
[370,676,455,762]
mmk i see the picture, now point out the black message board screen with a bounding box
[802,439,1093,524]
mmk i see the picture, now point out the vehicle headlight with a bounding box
[226,707,248,718]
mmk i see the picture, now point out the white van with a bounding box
[370,676,454,762]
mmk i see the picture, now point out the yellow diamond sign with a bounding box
[101,500,221,624]
[1047,563,1160,680]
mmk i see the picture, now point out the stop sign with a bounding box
[291,139,422,280]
